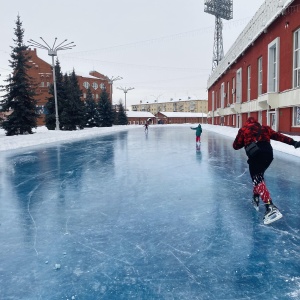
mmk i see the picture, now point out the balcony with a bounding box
[230,103,241,113]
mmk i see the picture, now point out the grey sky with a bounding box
[0,0,265,107]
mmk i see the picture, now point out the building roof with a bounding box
[158,112,207,118]
[207,0,294,88]
[126,111,155,118]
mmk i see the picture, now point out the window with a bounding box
[293,106,300,126]
[40,82,45,87]
[100,83,105,90]
[258,111,262,124]
[220,82,225,108]
[227,82,230,105]
[232,77,235,103]
[293,29,300,88]
[92,82,98,90]
[236,68,242,103]
[268,38,279,92]
[83,82,90,89]
[258,57,263,96]
[247,66,251,101]
[47,82,50,87]
[83,93,86,98]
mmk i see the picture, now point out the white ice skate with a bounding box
[263,205,283,225]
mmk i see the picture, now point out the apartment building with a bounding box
[207,0,300,134]
[132,99,208,115]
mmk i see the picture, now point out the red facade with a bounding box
[207,0,300,135]
[26,49,111,125]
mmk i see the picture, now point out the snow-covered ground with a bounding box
[1,124,300,157]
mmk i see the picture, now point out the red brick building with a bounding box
[26,49,111,125]
[156,112,207,124]
[207,0,300,135]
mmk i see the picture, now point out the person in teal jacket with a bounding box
[190,124,202,143]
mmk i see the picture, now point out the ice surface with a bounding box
[0,126,299,299]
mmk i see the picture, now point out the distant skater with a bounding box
[144,123,149,132]
[190,124,202,144]
[233,117,300,224]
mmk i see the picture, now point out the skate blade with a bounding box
[252,201,259,211]
[263,211,283,225]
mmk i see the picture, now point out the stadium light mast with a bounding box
[117,86,134,111]
[204,0,233,71]
[28,38,76,130]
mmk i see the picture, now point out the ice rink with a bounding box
[0,126,299,299]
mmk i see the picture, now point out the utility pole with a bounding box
[28,38,75,130]
[117,86,134,111]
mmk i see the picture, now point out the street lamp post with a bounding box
[28,37,75,130]
[108,76,122,102]
[117,86,134,111]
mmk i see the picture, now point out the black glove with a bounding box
[293,141,300,149]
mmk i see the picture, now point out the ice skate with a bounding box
[263,205,283,225]
[252,195,259,211]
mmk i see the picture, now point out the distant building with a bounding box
[132,99,208,115]
[26,48,112,125]
[156,112,207,124]
[207,0,300,135]
[126,111,155,125]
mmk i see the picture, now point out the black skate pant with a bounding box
[248,151,273,203]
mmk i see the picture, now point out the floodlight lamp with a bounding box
[204,0,233,20]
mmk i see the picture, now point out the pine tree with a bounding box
[0,15,39,136]
[97,88,114,127]
[60,70,85,130]
[84,87,99,127]
[116,100,128,125]
[45,59,65,130]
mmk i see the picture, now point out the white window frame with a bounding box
[221,82,225,108]
[258,57,263,96]
[232,77,236,103]
[227,82,230,105]
[258,111,262,124]
[236,68,242,104]
[293,106,300,127]
[247,65,251,101]
[293,28,300,88]
[268,38,280,93]
[83,82,90,89]
[92,82,98,90]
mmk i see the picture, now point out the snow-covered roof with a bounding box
[126,111,155,118]
[207,0,294,88]
[158,112,207,118]
[74,72,100,79]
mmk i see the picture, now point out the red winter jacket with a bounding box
[233,118,294,150]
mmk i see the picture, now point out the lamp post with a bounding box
[117,86,134,111]
[28,38,75,130]
[107,76,122,102]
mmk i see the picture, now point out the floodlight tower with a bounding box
[204,0,233,71]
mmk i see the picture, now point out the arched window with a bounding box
[83,82,90,89]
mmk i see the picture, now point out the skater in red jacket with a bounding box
[233,117,300,224]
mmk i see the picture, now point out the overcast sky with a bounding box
[0,0,265,107]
